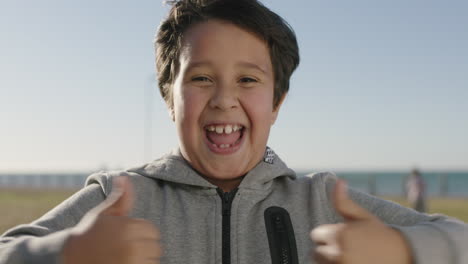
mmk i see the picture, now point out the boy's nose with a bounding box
[209,85,239,111]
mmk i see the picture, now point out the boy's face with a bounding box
[172,20,283,190]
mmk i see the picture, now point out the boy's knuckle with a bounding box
[336,226,350,244]
[139,220,159,236]
[128,219,151,231]
[150,226,161,239]
[117,246,135,260]
[155,244,163,257]
[131,217,150,227]
[144,241,163,258]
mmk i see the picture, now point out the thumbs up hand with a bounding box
[310,180,412,264]
[62,177,162,264]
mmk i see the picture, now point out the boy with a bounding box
[1,0,467,263]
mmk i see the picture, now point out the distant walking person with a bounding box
[406,168,427,212]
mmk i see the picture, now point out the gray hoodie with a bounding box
[1,148,467,264]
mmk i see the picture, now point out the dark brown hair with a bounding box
[155,0,300,110]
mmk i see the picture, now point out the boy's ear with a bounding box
[168,107,175,121]
[271,93,287,125]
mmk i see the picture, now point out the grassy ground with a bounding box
[0,189,467,234]
[0,188,77,234]
[382,196,468,222]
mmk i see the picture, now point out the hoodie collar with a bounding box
[127,147,296,190]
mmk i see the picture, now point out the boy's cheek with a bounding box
[174,93,203,118]
[243,95,276,119]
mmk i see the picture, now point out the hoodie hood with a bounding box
[127,147,296,190]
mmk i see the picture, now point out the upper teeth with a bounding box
[206,124,242,134]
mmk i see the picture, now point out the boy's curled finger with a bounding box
[314,245,343,264]
[310,223,345,245]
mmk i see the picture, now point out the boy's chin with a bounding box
[201,170,246,191]
[202,165,249,181]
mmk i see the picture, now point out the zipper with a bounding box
[274,214,291,264]
[264,206,298,264]
[217,188,239,264]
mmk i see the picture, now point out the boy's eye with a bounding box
[239,77,258,83]
[192,76,211,82]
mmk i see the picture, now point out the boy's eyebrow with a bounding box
[236,61,267,74]
[185,61,212,72]
[185,61,267,74]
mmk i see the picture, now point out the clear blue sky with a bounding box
[1,0,467,172]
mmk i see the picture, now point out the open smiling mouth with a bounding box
[204,124,245,154]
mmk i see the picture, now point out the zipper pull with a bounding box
[274,215,286,233]
[217,188,238,216]
[223,192,231,216]
[264,206,299,264]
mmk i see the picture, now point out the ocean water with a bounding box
[297,171,468,197]
[0,173,89,189]
[1,171,468,197]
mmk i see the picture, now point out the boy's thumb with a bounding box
[100,176,134,217]
[333,179,373,222]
